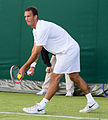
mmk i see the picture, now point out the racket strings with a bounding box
[12,67,19,79]
[11,66,21,83]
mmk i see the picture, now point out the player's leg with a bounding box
[44,73,63,100]
[38,73,63,112]
[69,72,89,94]
[23,73,63,114]
[69,72,99,112]
[37,73,63,111]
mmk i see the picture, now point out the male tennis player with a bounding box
[19,6,99,114]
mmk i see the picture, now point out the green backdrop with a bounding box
[0,0,108,83]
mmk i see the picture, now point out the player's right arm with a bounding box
[19,44,42,79]
[27,42,38,76]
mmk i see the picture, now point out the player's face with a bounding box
[24,11,37,27]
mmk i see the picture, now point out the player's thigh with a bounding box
[50,73,63,82]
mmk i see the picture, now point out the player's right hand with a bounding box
[27,67,35,76]
[18,66,26,80]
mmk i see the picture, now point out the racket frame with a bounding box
[10,65,22,83]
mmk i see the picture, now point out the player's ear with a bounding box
[34,15,38,20]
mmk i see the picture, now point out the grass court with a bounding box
[0,92,108,120]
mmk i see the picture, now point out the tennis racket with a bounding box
[10,65,22,83]
[10,65,32,83]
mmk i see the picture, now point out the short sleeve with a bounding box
[33,21,50,46]
[36,28,49,46]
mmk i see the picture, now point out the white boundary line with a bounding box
[0,112,108,120]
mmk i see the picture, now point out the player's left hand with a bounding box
[27,67,35,76]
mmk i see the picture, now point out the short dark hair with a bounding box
[25,6,38,17]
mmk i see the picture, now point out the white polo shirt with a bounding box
[33,20,78,55]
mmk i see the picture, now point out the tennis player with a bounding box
[19,6,99,114]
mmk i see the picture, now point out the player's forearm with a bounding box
[30,50,38,68]
[23,46,42,70]
[32,43,39,63]
[23,52,40,70]
[30,43,38,68]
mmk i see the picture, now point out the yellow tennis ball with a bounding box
[17,74,21,79]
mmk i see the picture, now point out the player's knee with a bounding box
[69,73,80,82]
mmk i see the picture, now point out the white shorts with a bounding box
[53,44,80,74]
